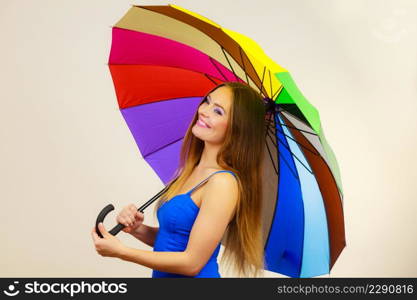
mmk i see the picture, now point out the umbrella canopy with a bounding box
[107,4,345,278]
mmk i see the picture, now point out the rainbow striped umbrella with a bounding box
[103,4,346,278]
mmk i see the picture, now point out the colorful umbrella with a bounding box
[96,4,346,278]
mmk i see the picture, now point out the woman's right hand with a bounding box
[116,204,144,234]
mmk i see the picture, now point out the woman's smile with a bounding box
[196,117,211,128]
[192,85,232,145]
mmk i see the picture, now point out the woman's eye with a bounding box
[202,98,223,115]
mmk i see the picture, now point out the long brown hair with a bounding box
[154,81,266,277]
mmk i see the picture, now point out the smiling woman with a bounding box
[192,85,233,146]
[146,81,267,278]
[92,81,267,278]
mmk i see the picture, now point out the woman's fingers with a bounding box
[115,204,144,229]
[122,227,131,233]
[129,204,137,214]
[117,215,132,227]
[135,212,144,221]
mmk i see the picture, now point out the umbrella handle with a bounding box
[95,184,172,238]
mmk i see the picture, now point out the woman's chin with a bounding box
[192,126,208,140]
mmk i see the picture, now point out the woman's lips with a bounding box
[196,118,210,128]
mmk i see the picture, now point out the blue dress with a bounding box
[152,170,237,278]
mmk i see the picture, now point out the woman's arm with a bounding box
[119,172,238,277]
[130,224,159,247]
[119,248,195,276]
[184,173,238,275]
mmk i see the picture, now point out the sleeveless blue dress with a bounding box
[152,170,237,278]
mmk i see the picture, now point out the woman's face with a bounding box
[191,86,233,145]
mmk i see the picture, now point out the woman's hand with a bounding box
[116,204,144,234]
[91,223,126,258]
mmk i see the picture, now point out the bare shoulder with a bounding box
[202,172,239,205]
[207,171,237,189]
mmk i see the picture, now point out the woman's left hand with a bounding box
[91,223,126,258]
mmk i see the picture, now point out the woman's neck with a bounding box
[195,141,222,171]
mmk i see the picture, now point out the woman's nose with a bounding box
[200,106,210,117]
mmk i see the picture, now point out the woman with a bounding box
[92,81,267,277]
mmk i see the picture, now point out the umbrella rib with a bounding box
[266,120,317,155]
[208,35,269,97]
[109,64,232,85]
[267,122,320,156]
[279,113,345,204]
[238,46,250,85]
[277,147,301,180]
[268,69,275,100]
[264,134,279,176]
[111,63,230,85]
[134,95,206,106]
[266,123,314,175]
[237,46,269,97]
[265,126,286,151]
[208,56,228,81]
[142,136,184,160]
[267,126,320,155]
[218,43,267,95]
[265,118,317,136]
[271,85,282,101]
[221,46,239,81]
[272,113,303,180]
[264,111,279,176]
[266,126,299,180]
[263,109,281,254]
[260,66,266,97]
[204,73,219,86]
[264,143,279,176]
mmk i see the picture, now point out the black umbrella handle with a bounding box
[95,183,172,238]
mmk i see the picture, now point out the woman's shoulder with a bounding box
[208,168,237,177]
[202,171,239,220]
[218,169,237,178]
[205,170,239,192]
